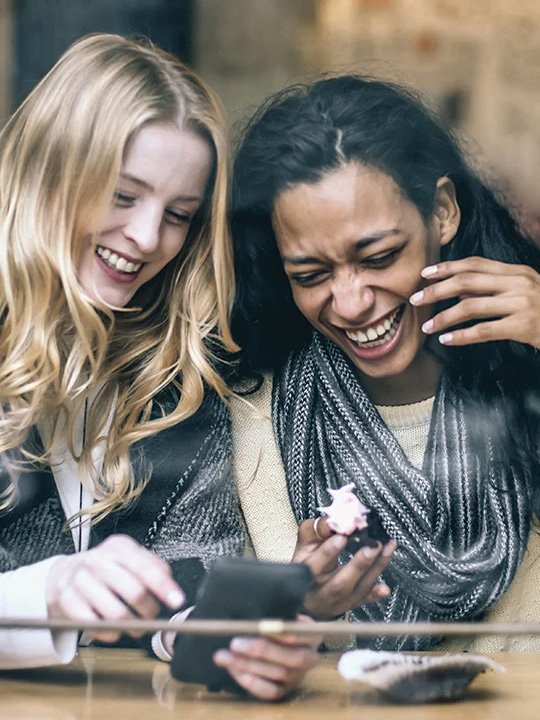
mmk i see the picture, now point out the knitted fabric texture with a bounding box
[273,333,532,651]
[0,389,245,573]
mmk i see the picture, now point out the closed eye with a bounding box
[363,248,401,267]
[114,191,136,207]
[164,208,192,226]
[290,269,329,287]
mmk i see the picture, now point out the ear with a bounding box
[432,176,460,247]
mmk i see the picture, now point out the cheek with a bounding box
[162,230,188,263]
[291,287,321,322]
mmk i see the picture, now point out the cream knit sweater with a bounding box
[231,374,540,652]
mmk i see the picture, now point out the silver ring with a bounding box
[313,516,324,540]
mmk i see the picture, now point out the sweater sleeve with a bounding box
[0,556,78,669]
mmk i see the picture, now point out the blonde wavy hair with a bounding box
[0,33,238,521]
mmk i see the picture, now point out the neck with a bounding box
[360,351,442,406]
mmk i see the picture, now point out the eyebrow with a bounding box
[282,229,401,265]
[119,172,203,203]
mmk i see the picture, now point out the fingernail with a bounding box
[230,637,251,653]
[439,333,453,345]
[363,545,380,559]
[377,585,390,597]
[167,590,185,608]
[409,290,424,305]
[332,535,347,550]
[213,649,233,665]
[421,319,433,333]
[383,541,397,557]
[421,265,438,277]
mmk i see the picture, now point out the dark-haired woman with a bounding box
[231,75,540,652]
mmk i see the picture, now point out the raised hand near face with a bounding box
[292,518,396,619]
[45,534,185,643]
[410,257,540,349]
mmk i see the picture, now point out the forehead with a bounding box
[272,163,415,253]
[122,122,213,195]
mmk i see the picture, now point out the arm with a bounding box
[0,557,78,669]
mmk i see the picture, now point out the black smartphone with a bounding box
[171,558,313,692]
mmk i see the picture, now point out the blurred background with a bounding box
[0,0,538,235]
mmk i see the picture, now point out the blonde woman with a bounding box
[0,34,318,700]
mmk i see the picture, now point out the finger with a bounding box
[421,296,517,335]
[213,651,290,701]
[101,536,184,610]
[92,562,161,621]
[229,636,318,671]
[57,585,121,644]
[410,273,510,307]
[70,566,139,623]
[438,318,518,346]
[350,541,396,598]
[362,582,391,604]
[421,257,531,280]
[299,517,333,543]
[299,533,347,577]
[323,543,386,600]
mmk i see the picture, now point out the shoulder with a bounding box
[229,372,274,421]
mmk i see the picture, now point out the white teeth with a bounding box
[366,328,378,341]
[344,306,403,348]
[96,246,142,274]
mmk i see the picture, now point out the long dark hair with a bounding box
[232,75,540,502]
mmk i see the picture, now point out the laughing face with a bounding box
[77,122,213,309]
[272,163,459,404]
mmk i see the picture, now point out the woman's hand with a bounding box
[410,257,540,348]
[213,615,321,701]
[45,534,185,643]
[292,519,395,619]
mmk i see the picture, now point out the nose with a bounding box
[123,205,162,254]
[330,273,374,324]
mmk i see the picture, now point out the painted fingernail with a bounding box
[230,637,251,653]
[363,545,380,559]
[421,319,433,333]
[213,649,233,665]
[439,333,454,345]
[409,290,424,305]
[421,265,438,277]
[332,535,347,550]
[167,590,185,608]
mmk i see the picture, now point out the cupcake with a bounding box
[318,483,390,552]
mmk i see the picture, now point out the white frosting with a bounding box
[318,483,370,535]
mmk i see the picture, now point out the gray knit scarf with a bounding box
[273,333,532,650]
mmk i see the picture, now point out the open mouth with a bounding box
[344,305,405,349]
[96,245,143,275]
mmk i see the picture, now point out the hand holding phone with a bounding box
[171,558,313,692]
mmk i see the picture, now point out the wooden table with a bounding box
[0,649,538,720]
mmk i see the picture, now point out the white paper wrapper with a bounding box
[338,649,504,703]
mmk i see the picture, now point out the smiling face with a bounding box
[77,122,213,309]
[272,163,458,404]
